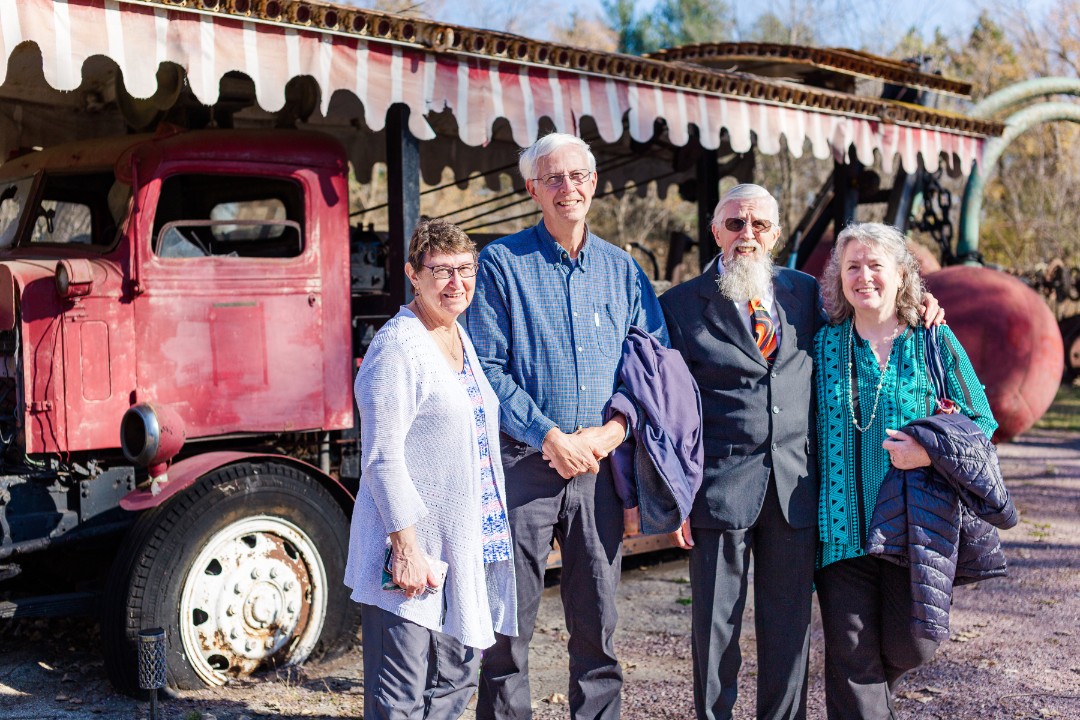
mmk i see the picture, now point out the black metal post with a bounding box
[697,148,720,271]
[834,148,862,232]
[386,103,420,305]
[138,627,166,720]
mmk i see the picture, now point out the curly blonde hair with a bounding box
[821,222,925,326]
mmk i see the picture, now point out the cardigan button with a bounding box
[772,405,780,414]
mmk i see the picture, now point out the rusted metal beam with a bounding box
[648,43,972,99]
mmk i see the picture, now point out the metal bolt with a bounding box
[264,638,274,649]
[251,568,261,579]
[286,603,296,614]
[230,629,238,639]
[269,568,278,579]
[245,640,254,652]
[234,583,242,594]
[283,581,294,591]
[226,605,236,616]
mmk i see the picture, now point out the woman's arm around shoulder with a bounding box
[938,325,998,439]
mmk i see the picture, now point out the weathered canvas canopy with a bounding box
[0,0,998,175]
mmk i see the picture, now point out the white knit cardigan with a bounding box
[344,308,517,649]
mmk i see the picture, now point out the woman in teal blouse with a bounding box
[813,222,996,719]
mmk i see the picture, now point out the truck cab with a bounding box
[0,129,362,692]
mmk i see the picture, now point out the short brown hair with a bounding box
[407,218,476,272]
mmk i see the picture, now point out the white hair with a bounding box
[711,183,780,228]
[518,133,597,181]
[717,250,775,302]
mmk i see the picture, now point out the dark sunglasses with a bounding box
[723,217,774,234]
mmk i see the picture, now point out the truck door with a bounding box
[133,172,325,437]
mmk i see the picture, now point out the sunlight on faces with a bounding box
[840,241,904,321]
[405,250,477,323]
[713,198,780,302]
[526,145,597,232]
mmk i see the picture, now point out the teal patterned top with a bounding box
[814,321,997,569]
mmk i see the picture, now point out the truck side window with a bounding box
[152,174,304,259]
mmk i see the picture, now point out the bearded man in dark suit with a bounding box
[660,183,823,720]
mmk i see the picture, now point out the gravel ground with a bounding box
[2,429,1079,719]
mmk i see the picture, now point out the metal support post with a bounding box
[138,627,167,720]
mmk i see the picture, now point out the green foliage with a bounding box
[652,0,733,49]
[602,0,651,55]
[1035,383,1080,432]
[602,0,732,54]
[744,11,817,45]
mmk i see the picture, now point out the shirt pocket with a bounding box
[593,301,628,357]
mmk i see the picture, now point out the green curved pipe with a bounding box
[957,102,1080,259]
[970,77,1080,119]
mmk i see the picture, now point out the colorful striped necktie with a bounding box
[749,298,777,362]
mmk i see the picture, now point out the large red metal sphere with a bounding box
[924,266,1063,442]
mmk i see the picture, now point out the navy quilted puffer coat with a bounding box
[865,413,1018,642]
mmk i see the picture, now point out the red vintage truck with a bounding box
[0,128,364,691]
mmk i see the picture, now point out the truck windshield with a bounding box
[25,171,124,250]
[0,177,35,250]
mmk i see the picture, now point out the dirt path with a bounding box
[2,429,1079,719]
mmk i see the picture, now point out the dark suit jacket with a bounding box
[660,265,826,530]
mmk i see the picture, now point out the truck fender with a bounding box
[119,450,355,513]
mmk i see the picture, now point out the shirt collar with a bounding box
[535,220,592,270]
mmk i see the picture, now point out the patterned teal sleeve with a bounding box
[938,325,998,439]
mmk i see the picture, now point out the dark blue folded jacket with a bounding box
[603,326,703,535]
[865,412,1018,642]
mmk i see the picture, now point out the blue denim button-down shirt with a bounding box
[466,221,668,450]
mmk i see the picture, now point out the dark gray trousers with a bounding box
[476,438,624,720]
[689,478,816,720]
[815,555,942,720]
[361,604,480,720]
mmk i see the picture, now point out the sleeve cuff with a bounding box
[525,417,558,451]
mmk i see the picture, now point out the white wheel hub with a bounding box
[178,516,328,686]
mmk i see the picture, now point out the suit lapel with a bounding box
[772,270,798,361]
[698,271,767,366]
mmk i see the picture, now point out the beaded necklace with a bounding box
[847,320,897,432]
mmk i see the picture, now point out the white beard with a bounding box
[716,251,774,302]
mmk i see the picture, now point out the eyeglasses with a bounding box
[533,170,593,189]
[723,217,775,234]
[424,263,478,279]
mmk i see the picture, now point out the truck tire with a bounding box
[101,461,360,694]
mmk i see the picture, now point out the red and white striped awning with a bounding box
[1,0,986,174]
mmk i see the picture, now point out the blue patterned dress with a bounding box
[813,321,997,569]
[458,352,512,564]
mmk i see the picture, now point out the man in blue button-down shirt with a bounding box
[467,133,668,720]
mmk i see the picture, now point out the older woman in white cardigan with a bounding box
[345,218,517,720]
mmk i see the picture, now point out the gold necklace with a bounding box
[847,320,897,432]
[412,299,461,366]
